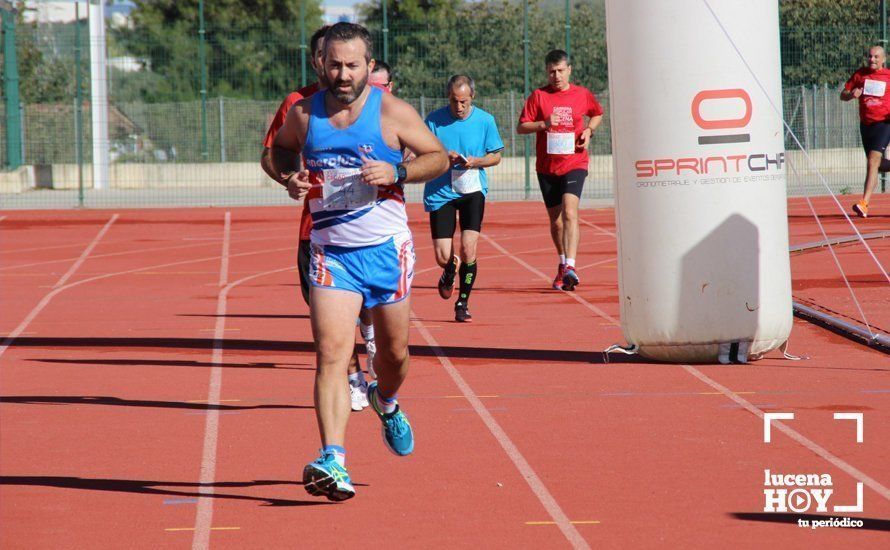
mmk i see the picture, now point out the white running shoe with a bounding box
[350,381,369,411]
[365,338,377,379]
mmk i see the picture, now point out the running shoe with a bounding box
[438,256,460,299]
[562,265,580,291]
[552,263,566,290]
[367,382,414,456]
[852,200,869,218]
[454,302,473,323]
[350,380,369,411]
[302,450,355,501]
[365,338,377,379]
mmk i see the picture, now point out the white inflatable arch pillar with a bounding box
[605,0,792,363]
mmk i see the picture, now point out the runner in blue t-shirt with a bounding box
[424,75,504,322]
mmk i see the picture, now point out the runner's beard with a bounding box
[327,74,368,104]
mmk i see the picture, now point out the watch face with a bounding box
[398,165,407,181]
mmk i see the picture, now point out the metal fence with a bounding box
[0,3,886,209]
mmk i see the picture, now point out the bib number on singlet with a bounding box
[864,79,887,97]
[546,132,575,155]
[321,168,377,210]
[450,169,482,194]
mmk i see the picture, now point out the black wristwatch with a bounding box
[394,163,408,184]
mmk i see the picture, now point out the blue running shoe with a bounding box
[562,265,580,291]
[368,382,414,456]
[302,451,355,501]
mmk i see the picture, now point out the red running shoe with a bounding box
[552,263,566,290]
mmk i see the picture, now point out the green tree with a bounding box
[116,0,324,102]
[0,2,72,103]
[780,0,883,85]
[357,0,607,98]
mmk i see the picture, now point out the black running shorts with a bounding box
[298,238,311,306]
[536,169,587,208]
[429,191,486,240]
[860,121,890,154]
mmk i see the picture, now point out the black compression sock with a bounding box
[458,260,477,303]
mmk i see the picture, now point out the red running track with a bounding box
[0,198,887,549]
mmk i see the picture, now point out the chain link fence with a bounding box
[0,4,886,209]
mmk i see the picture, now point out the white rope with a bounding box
[702,0,890,286]
[786,157,877,337]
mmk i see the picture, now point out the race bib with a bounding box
[864,79,886,97]
[451,169,482,194]
[321,168,377,210]
[546,132,575,154]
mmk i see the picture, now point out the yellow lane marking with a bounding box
[165,527,240,532]
[134,271,220,275]
[444,395,499,399]
[526,521,600,526]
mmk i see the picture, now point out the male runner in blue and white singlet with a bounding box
[271,22,448,501]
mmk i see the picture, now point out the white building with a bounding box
[323,5,358,24]
[21,0,133,24]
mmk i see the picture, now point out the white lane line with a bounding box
[579,217,616,237]
[54,215,119,288]
[192,214,307,549]
[482,232,890,504]
[576,256,618,271]
[681,365,890,501]
[480,233,620,325]
[0,214,119,361]
[190,263,298,548]
[218,214,231,288]
[0,245,296,362]
[0,232,296,273]
[192,212,230,550]
[410,316,590,550]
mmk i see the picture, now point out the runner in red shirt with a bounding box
[841,45,890,218]
[517,49,603,291]
[369,59,394,93]
[260,27,328,292]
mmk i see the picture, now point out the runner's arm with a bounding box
[463,151,502,169]
[577,115,604,148]
[363,97,449,185]
[840,88,861,101]
[271,101,312,199]
[841,75,862,101]
[260,148,280,183]
[271,102,309,181]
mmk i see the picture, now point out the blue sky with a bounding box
[323,0,364,8]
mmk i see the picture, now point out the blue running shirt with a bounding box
[303,87,406,247]
[423,106,504,212]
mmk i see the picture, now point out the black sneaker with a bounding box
[454,302,472,323]
[437,257,459,299]
[438,270,455,299]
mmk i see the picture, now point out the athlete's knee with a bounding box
[562,206,578,224]
[435,248,452,267]
[315,337,353,366]
[375,344,408,368]
[460,242,478,263]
